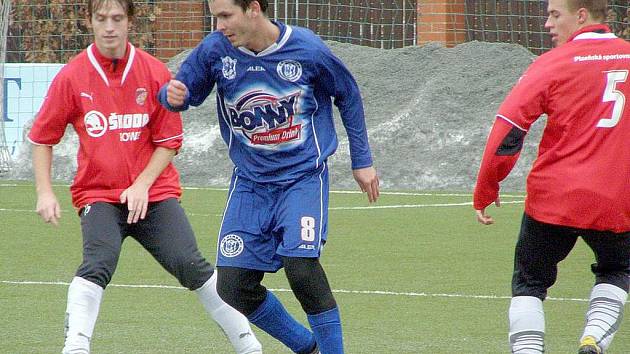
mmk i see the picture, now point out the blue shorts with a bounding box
[216,166,329,272]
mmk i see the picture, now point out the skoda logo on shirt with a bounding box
[277,60,302,82]
[84,110,108,138]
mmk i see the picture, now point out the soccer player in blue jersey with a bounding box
[158,0,379,353]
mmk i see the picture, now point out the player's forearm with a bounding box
[133,147,177,189]
[32,144,55,196]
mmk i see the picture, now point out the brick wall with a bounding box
[417,0,466,47]
[154,1,207,61]
[152,1,469,62]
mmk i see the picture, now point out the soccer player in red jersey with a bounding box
[473,1,630,353]
[28,1,262,353]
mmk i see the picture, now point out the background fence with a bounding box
[5,1,629,63]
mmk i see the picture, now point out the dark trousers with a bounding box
[512,213,630,300]
[76,198,214,290]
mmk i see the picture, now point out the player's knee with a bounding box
[171,255,214,290]
[592,262,630,292]
[216,266,266,316]
[76,261,116,289]
[283,257,337,314]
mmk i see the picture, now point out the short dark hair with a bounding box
[232,0,268,13]
[568,0,608,22]
[88,0,135,18]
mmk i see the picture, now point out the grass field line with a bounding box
[0,200,524,215]
[1,280,589,302]
[0,183,526,198]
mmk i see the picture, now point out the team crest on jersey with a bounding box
[277,60,302,82]
[222,56,238,80]
[84,110,108,138]
[135,88,148,106]
[223,90,302,146]
[220,234,244,257]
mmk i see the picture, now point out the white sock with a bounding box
[195,271,262,354]
[62,277,104,354]
[581,283,628,351]
[509,296,545,354]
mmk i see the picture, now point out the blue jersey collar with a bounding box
[238,21,292,57]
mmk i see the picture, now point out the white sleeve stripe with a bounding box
[27,137,56,146]
[496,114,527,132]
[153,133,183,143]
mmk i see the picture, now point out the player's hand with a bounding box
[353,166,380,203]
[166,79,188,108]
[36,191,61,226]
[120,182,150,224]
[475,197,501,225]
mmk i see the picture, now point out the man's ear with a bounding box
[247,0,262,18]
[576,8,589,25]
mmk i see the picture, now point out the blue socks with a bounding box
[247,291,316,353]
[308,306,344,354]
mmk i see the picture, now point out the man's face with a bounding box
[545,0,580,47]
[90,0,129,58]
[209,0,252,48]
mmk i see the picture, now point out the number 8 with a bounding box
[300,216,316,242]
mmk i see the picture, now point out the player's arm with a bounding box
[32,144,61,226]
[120,147,177,224]
[473,118,525,224]
[29,70,76,227]
[158,36,218,112]
[317,47,379,203]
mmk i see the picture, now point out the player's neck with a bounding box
[246,20,280,53]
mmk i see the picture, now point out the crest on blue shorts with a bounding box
[220,234,244,257]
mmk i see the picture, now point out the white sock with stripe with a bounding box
[509,296,545,354]
[62,277,103,354]
[581,283,628,351]
[195,271,262,354]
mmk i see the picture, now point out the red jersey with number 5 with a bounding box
[474,25,630,232]
[28,43,183,209]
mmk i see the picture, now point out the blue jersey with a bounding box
[159,22,373,183]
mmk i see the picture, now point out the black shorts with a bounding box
[512,213,630,299]
[75,198,213,290]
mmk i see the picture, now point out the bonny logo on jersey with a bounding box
[222,56,237,80]
[220,234,244,257]
[83,110,149,141]
[225,90,302,145]
[277,60,302,82]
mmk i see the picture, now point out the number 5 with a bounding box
[597,70,628,128]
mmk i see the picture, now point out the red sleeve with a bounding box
[496,58,548,131]
[473,57,550,210]
[473,118,524,210]
[27,69,77,145]
[150,65,183,150]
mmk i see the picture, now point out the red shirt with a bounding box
[29,43,183,209]
[474,25,630,232]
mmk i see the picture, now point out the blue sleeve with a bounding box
[158,35,219,112]
[316,47,373,169]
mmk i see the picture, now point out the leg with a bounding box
[578,231,630,352]
[284,257,342,354]
[275,164,339,353]
[510,214,578,354]
[217,266,318,354]
[64,203,125,354]
[133,199,261,354]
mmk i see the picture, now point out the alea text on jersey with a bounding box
[222,90,303,146]
[84,110,149,142]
